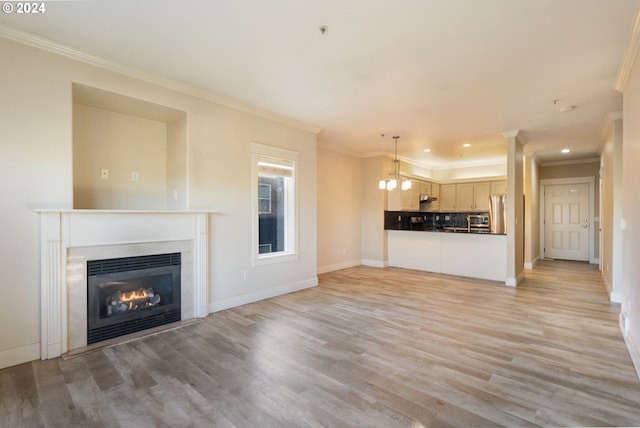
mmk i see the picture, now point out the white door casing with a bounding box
[543,182,591,261]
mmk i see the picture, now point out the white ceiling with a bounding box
[1,0,639,167]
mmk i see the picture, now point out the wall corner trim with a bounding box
[615,9,640,92]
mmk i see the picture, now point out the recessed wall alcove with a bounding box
[72,83,188,210]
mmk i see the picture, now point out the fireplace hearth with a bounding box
[87,253,182,344]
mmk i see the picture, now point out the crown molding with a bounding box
[316,141,362,158]
[599,111,623,153]
[615,9,640,92]
[502,129,520,139]
[502,129,528,147]
[0,24,321,135]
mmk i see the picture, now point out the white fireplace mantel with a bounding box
[35,209,211,359]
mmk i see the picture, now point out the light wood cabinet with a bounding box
[474,182,491,211]
[491,181,507,194]
[419,181,432,196]
[388,179,420,211]
[430,183,440,211]
[403,179,504,212]
[439,184,457,211]
[402,180,421,211]
[455,183,474,211]
[456,182,491,211]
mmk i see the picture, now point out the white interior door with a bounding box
[544,183,590,261]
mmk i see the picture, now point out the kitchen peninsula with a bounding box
[385,210,507,282]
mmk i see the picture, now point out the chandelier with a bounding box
[379,136,412,191]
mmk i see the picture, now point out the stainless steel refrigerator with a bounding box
[489,194,507,234]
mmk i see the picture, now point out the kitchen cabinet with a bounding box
[439,184,457,211]
[388,178,444,212]
[456,182,491,211]
[388,230,507,282]
[419,181,441,212]
[390,179,502,212]
[419,181,432,196]
[456,183,474,211]
[430,183,440,211]
[473,182,491,211]
[388,179,420,211]
[491,181,507,194]
[402,180,421,211]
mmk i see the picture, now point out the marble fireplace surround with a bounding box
[36,210,210,359]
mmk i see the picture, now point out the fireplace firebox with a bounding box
[87,253,181,344]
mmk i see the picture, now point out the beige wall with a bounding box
[317,148,362,273]
[432,162,507,182]
[361,156,388,266]
[166,115,188,210]
[539,161,600,181]
[600,117,623,301]
[622,46,640,374]
[506,134,524,285]
[524,155,540,268]
[0,37,317,367]
[73,105,169,209]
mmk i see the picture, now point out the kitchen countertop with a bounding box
[384,211,506,235]
[404,226,504,235]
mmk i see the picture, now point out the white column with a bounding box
[194,213,209,317]
[40,212,64,359]
[503,130,525,287]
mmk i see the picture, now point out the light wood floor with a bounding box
[2,260,640,427]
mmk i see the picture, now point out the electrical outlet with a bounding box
[100,168,109,179]
[131,171,139,182]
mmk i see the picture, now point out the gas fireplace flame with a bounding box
[106,287,161,316]
[120,289,152,303]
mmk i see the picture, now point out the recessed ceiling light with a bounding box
[561,148,570,153]
[463,143,471,148]
[423,149,431,153]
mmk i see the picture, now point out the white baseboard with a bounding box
[317,260,361,274]
[621,319,640,382]
[0,342,40,369]
[610,291,622,304]
[602,274,622,303]
[506,270,526,287]
[620,312,629,337]
[524,255,539,270]
[603,273,612,294]
[593,258,600,265]
[209,277,318,313]
[361,259,387,268]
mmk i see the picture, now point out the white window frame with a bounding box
[251,143,299,266]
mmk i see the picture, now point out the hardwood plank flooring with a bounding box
[2,260,640,427]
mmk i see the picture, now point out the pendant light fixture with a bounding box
[379,136,412,191]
